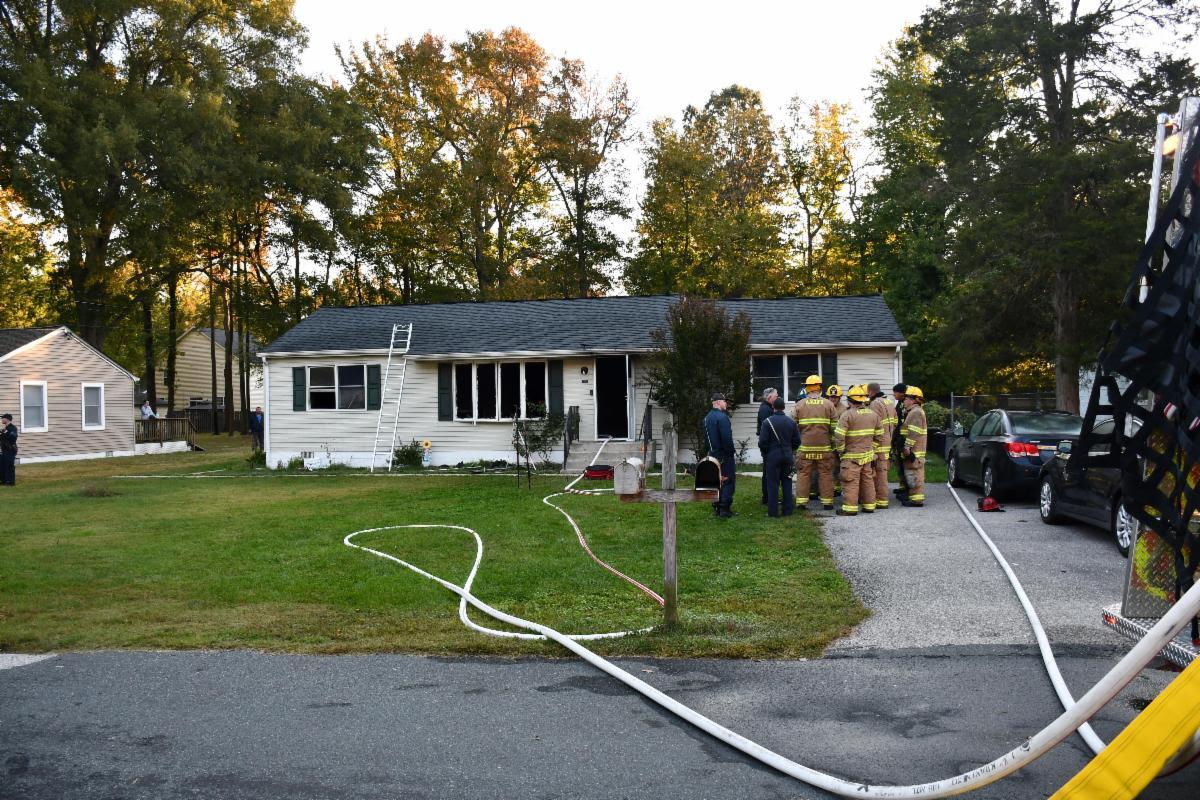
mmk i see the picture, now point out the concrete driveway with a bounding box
[2,483,1196,799]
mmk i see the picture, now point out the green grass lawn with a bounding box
[0,435,867,658]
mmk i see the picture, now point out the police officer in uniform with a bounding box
[759,395,800,517]
[756,387,779,505]
[704,393,737,518]
[0,413,17,486]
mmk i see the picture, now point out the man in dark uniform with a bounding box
[0,413,17,486]
[704,393,737,518]
[891,383,909,499]
[756,387,778,505]
[759,396,800,517]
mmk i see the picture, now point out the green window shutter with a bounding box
[548,360,564,416]
[821,353,838,388]
[367,364,381,410]
[292,367,306,411]
[437,363,452,421]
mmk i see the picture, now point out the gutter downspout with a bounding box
[261,354,271,466]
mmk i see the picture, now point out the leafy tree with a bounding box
[646,296,752,458]
[781,100,867,294]
[883,0,1200,409]
[0,0,302,349]
[627,86,789,297]
[0,188,58,326]
[538,60,634,297]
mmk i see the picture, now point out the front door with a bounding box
[595,356,629,439]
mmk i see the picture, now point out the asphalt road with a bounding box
[2,483,1197,799]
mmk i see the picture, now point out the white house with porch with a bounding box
[258,294,907,470]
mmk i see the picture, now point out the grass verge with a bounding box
[0,435,867,658]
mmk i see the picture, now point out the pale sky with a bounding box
[293,0,931,135]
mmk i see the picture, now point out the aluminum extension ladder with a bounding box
[370,323,413,472]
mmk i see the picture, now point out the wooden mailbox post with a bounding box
[616,423,717,627]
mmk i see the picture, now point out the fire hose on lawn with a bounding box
[344,463,1200,798]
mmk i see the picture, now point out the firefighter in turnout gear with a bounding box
[833,385,883,516]
[867,382,897,509]
[792,374,839,510]
[899,386,928,507]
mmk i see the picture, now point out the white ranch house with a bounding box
[258,294,907,469]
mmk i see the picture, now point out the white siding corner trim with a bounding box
[20,380,48,432]
[81,383,105,431]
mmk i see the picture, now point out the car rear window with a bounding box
[1010,414,1083,436]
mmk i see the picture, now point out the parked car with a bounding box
[947,409,1084,498]
[1038,418,1137,557]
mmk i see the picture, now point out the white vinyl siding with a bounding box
[154,330,264,410]
[82,383,105,430]
[0,330,135,459]
[264,346,902,467]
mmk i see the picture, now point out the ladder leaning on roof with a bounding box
[370,323,413,473]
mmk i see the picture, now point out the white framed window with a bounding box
[307,364,367,411]
[453,361,548,421]
[20,380,48,432]
[750,353,823,403]
[81,383,105,430]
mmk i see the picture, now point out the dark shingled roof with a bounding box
[195,327,257,354]
[261,294,906,357]
[0,326,60,357]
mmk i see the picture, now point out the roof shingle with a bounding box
[0,326,61,358]
[261,294,906,357]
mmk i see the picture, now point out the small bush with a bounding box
[284,456,305,471]
[79,482,120,498]
[393,439,424,468]
[246,451,266,467]
[923,400,949,430]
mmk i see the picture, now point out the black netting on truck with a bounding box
[1071,129,1200,640]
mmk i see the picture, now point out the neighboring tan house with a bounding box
[0,326,138,463]
[155,327,264,412]
[259,294,907,470]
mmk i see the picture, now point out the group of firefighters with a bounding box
[705,377,928,518]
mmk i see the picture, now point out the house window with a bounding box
[452,361,549,421]
[454,364,473,419]
[307,365,368,410]
[82,383,105,430]
[786,354,820,401]
[21,381,48,432]
[751,353,825,402]
[337,365,366,410]
[476,362,497,419]
[525,362,546,417]
[751,356,783,402]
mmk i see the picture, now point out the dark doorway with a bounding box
[595,356,629,439]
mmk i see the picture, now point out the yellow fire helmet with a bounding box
[906,385,925,401]
[848,384,869,402]
[804,374,823,388]
[826,384,842,398]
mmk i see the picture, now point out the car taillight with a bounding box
[1006,441,1039,458]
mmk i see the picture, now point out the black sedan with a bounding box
[947,409,1084,499]
[1038,418,1136,557]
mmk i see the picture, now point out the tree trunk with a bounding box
[208,260,219,434]
[1053,267,1081,414]
[166,266,178,413]
[223,271,235,435]
[141,290,157,410]
[576,194,587,297]
[293,229,303,325]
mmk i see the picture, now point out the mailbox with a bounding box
[695,456,723,491]
[614,457,645,496]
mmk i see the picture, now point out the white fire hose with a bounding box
[345,473,1200,798]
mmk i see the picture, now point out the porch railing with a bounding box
[135,417,196,450]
